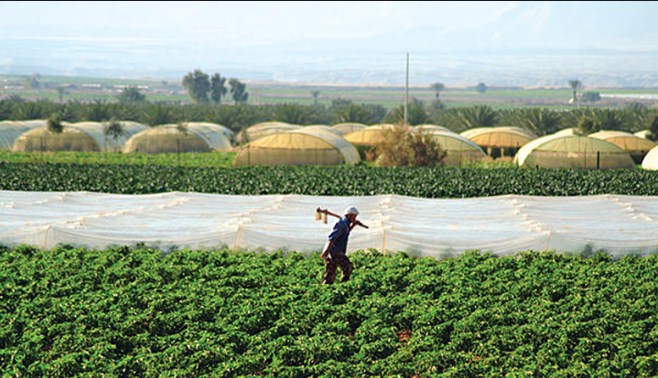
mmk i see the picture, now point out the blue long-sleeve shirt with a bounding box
[327,217,351,257]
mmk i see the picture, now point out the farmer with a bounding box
[320,206,367,284]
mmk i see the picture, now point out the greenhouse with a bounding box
[234,128,360,166]
[496,126,538,139]
[589,130,656,164]
[427,131,487,166]
[2,191,657,257]
[634,130,651,139]
[303,125,343,136]
[414,124,451,133]
[12,121,148,152]
[123,123,232,153]
[237,122,300,144]
[460,127,537,157]
[554,128,576,136]
[331,122,367,135]
[182,122,235,145]
[642,145,658,170]
[343,124,397,147]
[515,134,635,169]
[0,120,47,150]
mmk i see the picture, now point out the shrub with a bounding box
[373,124,446,167]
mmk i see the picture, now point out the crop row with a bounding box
[1,246,657,376]
[1,162,658,197]
[0,151,236,168]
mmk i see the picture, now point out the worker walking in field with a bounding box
[319,206,368,284]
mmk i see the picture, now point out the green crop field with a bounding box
[1,162,657,196]
[0,151,237,168]
[2,245,657,376]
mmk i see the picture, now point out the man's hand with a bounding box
[351,220,369,230]
[321,240,333,260]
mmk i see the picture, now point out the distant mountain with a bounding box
[3,1,658,87]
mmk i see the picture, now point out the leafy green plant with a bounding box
[2,247,658,376]
[0,163,655,196]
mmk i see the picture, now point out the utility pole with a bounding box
[404,52,409,126]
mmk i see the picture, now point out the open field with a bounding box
[2,246,657,376]
[3,74,658,110]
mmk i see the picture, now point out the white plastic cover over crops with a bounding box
[2,191,658,257]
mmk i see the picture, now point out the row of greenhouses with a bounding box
[234,121,658,169]
[0,120,235,153]
[2,120,658,169]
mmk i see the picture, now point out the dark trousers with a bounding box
[322,254,353,284]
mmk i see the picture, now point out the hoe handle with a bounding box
[316,208,369,229]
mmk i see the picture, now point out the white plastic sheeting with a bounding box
[1,191,657,257]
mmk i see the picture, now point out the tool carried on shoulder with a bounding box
[315,207,369,228]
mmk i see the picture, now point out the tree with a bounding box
[330,99,386,124]
[568,79,582,105]
[385,98,428,125]
[210,73,227,105]
[510,108,561,135]
[430,82,445,100]
[229,78,249,105]
[457,105,497,128]
[646,116,658,142]
[103,118,124,152]
[332,103,373,124]
[141,104,178,126]
[592,109,624,130]
[182,69,211,104]
[85,100,111,122]
[117,86,146,104]
[311,90,321,105]
[273,103,314,124]
[475,82,487,94]
[56,86,67,103]
[47,112,63,134]
[24,73,41,89]
[574,116,598,136]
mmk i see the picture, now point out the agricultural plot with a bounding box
[0,151,236,168]
[1,246,657,376]
[1,156,657,375]
[1,163,657,197]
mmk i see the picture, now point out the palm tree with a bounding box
[457,105,497,128]
[510,108,561,135]
[568,79,582,105]
[430,82,445,100]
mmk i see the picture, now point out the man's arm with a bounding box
[321,240,335,260]
[349,220,369,231]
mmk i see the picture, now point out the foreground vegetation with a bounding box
[1,162,657,197]
[0,151,236,168]
[1,246,657,376]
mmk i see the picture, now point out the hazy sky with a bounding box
[2,1,658,84]
[2,1,658,50]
